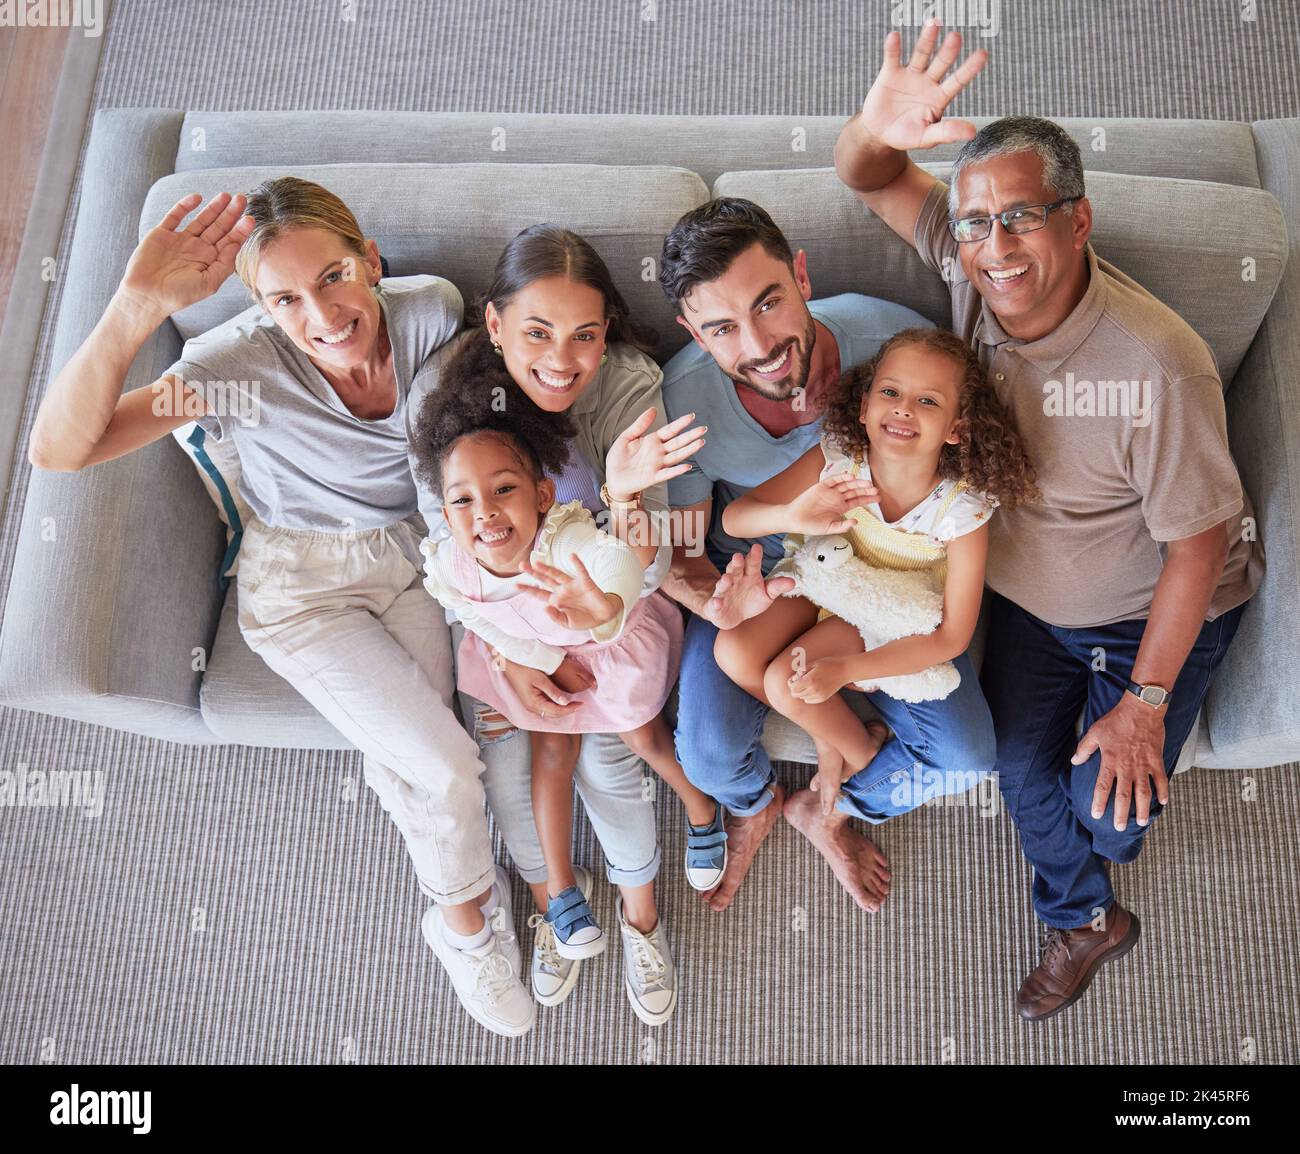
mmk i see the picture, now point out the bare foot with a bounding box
[810,720,891,795]
[784,786,892,913]
[701,784,786,912]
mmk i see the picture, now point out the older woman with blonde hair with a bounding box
[27,178,534,1037]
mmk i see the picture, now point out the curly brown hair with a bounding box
[411,331,576,498]
[819,327,1039,507]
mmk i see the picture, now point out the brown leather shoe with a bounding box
[1017,903,1141,1022]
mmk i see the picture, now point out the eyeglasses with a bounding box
[946,197,1081,243]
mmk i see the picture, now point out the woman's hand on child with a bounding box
[498,655,584,719]
[703,543,797,630]
[519,554,622,632]
[552,655,597,696]
[605,408,707,499]
[783,476,879,536]
[788,656,850,704]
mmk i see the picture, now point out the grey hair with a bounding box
[947,116,1086,216]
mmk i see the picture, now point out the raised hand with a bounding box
[519,554,621,632]
[702,543,797,631]
[605,408,707,500]
[783,475,878,536]
[860,20,988,151]
[118,192,256,321]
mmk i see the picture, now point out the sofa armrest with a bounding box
[1197,119,1300,769]
[0,109,225,743]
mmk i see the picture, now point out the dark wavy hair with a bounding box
[411,336,576,498]
[658,197,794,307]
[469,222,657,352]
[819,328,1039,508]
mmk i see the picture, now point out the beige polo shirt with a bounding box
[913,180,1262,628]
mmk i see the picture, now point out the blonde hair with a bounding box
[234,177,369,294]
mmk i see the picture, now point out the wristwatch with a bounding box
[1125,680,1171,708]
[600,482,641,512]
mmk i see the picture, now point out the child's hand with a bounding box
[788,656,849,704]
[519,554,622,632]
[552,655,597,695]
[812,762,844,815]
[783,476,879,536]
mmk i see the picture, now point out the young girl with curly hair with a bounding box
[714,327,1037,853]
[412,382,721,1018]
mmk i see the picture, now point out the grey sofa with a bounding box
[1,110,1296,769]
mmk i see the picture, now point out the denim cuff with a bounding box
[834,791,889,825]
[725,782,778,819]
[604,843,662,888]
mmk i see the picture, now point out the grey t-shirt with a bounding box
[662,293,932,569]
[166,275,463,531]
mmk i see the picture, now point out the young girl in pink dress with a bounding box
[415,389,725,961]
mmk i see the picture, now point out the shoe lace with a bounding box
[488,904,516,949]
[527,912,563,972]
[1041,926,1069,968]
[468,908,520,1004]
[626,926,667,991]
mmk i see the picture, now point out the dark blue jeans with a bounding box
[675,613,998,821]
[979,592,1246,929]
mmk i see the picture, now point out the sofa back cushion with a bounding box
[141,162,710,364]
[713,165,1288,386]
[173,112,1265,190]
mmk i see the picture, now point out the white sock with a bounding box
[478,882,501,916]
[442,916,493,954]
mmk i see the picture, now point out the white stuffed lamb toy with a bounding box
[781,534,960,703]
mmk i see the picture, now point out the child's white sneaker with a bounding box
[615,894,678,1026]
[528,864,593,1006]
[422,875,535,1038]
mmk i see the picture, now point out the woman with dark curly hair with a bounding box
[714,327,1037,840]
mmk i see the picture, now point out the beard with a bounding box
[726,310,817,403]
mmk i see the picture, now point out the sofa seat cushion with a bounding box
[199,586,349,749]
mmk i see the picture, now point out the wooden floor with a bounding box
[0,23,70,336]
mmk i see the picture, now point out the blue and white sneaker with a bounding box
[545,881,606,960]
[685,802,728,891]
[528,864,593,1006]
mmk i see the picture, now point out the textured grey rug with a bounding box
[2,0,1298,1065]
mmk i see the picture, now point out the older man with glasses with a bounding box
[833,19,1262,1021]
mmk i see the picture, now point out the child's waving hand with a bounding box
[519,554,623,632]
[783,475,880,536]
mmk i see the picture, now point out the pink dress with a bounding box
[448,536,684,735]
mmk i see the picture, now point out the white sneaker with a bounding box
[484,867,522,973]
[528,864,593,1007]
[422,871,535,1038]
[615,894,678,1027]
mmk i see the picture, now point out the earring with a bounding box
[600,352,608,365]
[492,341,504,357]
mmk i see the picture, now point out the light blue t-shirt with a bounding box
[662,293,932,569]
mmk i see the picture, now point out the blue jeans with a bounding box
[674,612,998,822]
[979,592,1246,929]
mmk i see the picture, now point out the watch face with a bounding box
[1140,685,1166,706]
